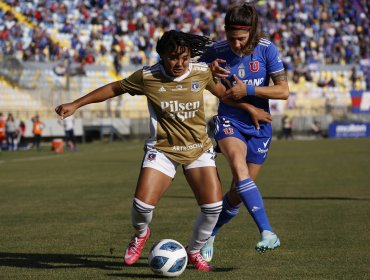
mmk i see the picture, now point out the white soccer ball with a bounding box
[148,239,188,277]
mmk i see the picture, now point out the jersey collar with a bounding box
[159,62,193,82]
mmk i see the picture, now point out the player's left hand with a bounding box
[209,58,230,79]
[222,75,246,101]
[249,107,272,130]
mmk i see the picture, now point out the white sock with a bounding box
[131,198,155,237]
[187,201,222,254]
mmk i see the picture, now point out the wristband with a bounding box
[246,85,255,96]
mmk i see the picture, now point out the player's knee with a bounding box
[230,162,249,180]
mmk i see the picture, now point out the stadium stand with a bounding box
[0,0,368,138]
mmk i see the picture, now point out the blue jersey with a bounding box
[200,39,284,137]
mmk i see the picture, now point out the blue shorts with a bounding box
[214,117,271,165]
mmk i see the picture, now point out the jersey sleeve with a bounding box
[199,45,217,64]
[266,43,285,74]
[204,68,222,96]
[119,69,145,96]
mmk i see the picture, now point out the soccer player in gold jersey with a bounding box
[55,30,271,271]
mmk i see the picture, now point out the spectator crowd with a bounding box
[0,0,368,73]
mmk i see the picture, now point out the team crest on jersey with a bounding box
[191,81,200,92]
[147,152,157,161]
[238,64,246,78]
[249,61,259,72]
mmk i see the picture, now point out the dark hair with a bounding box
[156,30,213,58]
[224,3,265,54]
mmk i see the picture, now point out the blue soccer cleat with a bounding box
[255,230,280,253]
[200,235,215,262]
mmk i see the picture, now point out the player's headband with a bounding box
[225,25,251,30]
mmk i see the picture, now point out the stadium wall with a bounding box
[1,58,370,140]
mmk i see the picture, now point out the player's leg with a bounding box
[200,145,270,260]
[208,162,262,237]
[210,161,263,235]
[211,118,248,235]
[200,119,246,261]
[246,138,280,253]
[219,136,279,250]
[183,151,222,271]
[213,136,248,233]
[124,148,176,265]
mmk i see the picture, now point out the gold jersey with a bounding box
[119,62,217,164]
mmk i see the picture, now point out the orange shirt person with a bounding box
[32,115,44,150]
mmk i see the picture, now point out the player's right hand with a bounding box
[55,103,77,119]
[209,58,230,79]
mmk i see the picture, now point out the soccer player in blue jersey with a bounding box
[199,3,290,261]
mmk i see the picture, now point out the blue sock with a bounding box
[236,178,273,232]
[211,194,240,236]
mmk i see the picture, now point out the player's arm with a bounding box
[223,99,272,129]
[255,70,289,99]
[222,71,289,101]
[55,81,122,119]
[206,80,272,129]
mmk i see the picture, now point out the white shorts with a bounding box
[142,146,216,178]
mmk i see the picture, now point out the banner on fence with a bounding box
[351,90,370,113]
[328,123,370,138]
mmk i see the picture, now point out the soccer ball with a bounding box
[148,239,188,277]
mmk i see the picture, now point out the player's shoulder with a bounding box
[256,38,277,50]
[211,40,230,54]
[142,63,162,78]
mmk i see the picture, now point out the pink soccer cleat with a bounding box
[123,227,151,265]
[187,251,214,271]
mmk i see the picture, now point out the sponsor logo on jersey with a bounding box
[171,85,188,91]
[191,81,200,92]
[172,143,204,151]
[161,100,200,121]
[249,61,259,72]
[158,86,166,92]
[243,78,265,86]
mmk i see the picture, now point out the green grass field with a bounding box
[1,138,369,279]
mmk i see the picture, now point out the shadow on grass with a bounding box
[0,252,235,278]
[107,267,235,278]
[264,196,370,201]
[107,272,168,278]
[166,195,370,201]
[0,252,124,270]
